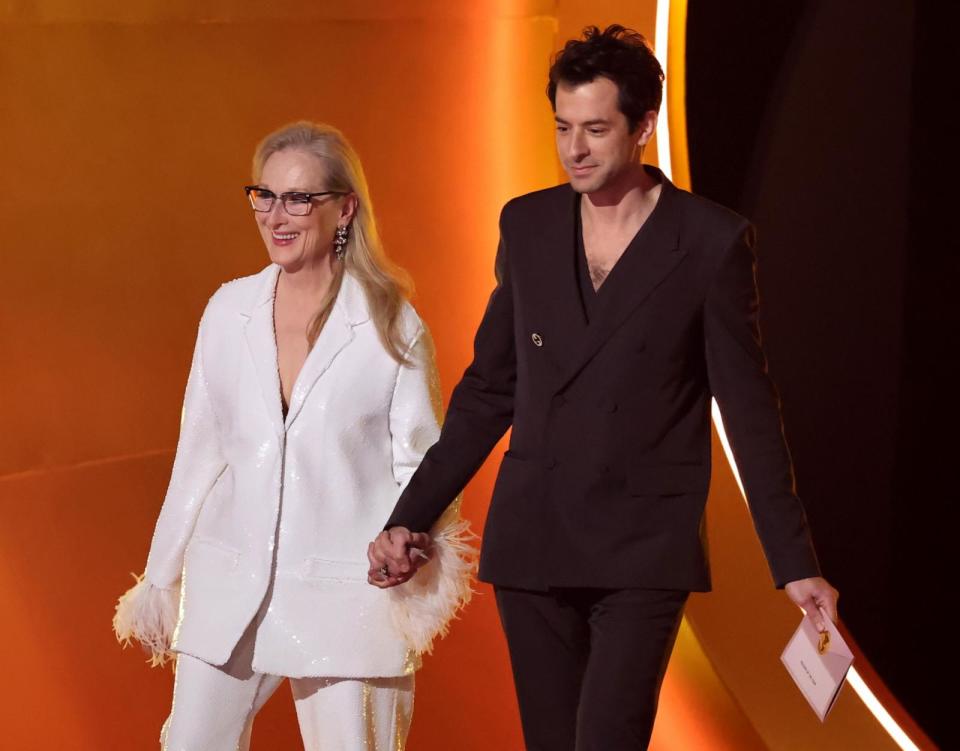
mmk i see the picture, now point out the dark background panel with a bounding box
[893,0,957,745]
[687,1,953,746]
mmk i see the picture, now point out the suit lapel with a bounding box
[533,186,590,375]
[242,265,285,437]
[553,171,685,393]
[283,273,366,430]
[241,267,367,435]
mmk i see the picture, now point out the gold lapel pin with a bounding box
[531,333,543,347]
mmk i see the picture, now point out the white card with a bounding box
[781,612,854,721]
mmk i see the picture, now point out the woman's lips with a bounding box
[271,230,299,246]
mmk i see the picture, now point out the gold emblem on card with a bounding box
[817,631,830,655]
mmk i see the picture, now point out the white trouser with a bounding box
[161,627,414,751]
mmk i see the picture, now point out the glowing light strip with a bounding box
[648,0,922,742]
[710,401,744,497]
[711,405,919,751]
[653,0,673,179]
[847,670,921,751]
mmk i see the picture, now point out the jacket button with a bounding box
[606,401,618,413]
[531,333,543,347]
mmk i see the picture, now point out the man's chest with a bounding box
[581,226,637,281]
[580,208,655,291]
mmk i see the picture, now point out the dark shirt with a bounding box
[575,174,668,325]
[575,197,601,324]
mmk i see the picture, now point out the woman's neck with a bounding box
[276,255,337,304]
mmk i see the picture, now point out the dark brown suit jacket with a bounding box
[387,168,820,591]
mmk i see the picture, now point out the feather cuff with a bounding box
[389,513,478,655]
[113,573,180,668]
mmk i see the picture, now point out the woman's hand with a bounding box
[367,526,432,588]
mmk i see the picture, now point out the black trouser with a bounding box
[494,586,689,751]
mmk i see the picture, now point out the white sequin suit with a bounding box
[114,265,474,749]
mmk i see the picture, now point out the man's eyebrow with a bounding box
[553,117,613,126]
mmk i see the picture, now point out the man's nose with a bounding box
[568,130,589,161]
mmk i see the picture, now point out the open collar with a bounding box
[532,167,686,393]
[241,265,369,435]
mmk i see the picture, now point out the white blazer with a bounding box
[114,265,473,678]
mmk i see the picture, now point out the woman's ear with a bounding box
[341,193,359,224]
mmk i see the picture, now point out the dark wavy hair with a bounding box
[547,25,664,131]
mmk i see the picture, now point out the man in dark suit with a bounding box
[368,25,838,750]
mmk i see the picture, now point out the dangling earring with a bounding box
[334,224,350,261]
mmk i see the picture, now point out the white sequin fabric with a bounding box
[117,265,474,678]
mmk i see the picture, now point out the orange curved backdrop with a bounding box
[0,2,929,749]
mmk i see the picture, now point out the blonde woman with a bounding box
[114,122,474,751]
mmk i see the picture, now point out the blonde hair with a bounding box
[252,121,414,363]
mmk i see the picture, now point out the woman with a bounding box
[113,121,474,750]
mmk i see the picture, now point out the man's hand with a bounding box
[367,526,432,589]
[785,576,839,632]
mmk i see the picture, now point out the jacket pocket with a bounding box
[494,451,534,494]
[300,557,369,583]
[628,463,709,496]
[184,537,241,584]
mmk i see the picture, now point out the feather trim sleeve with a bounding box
[113,574,180,668]
[386,318,478,654]
[388,507,477,655]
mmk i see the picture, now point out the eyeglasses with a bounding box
[243,186,348,216]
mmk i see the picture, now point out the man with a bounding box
[368,25,838,750]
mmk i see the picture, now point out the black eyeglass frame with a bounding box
[243,185,349,215]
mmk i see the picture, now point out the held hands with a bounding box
[785,576,839,632]
[367,526,433,588]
